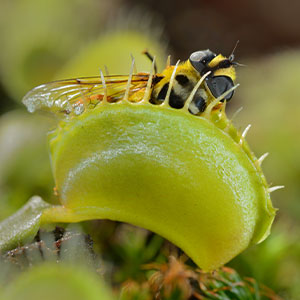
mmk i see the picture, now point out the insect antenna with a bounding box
[232,61,247,67]
[229,40,239,62]
[229,40,246,67]
[142,49,158,73]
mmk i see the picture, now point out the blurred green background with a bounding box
[0,0,299,299]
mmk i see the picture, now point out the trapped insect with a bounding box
[22,49,238,118]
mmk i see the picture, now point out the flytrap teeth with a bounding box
[257,152,269,166]
[183,71,211,111]
[99,69,108,102]
[268,185,285,193]
[163,60,180,106]
[231,107,243,122]
[104,65,110,76]
[130,54,137,74]
[166,55,171,68]
[239,124,251,145]
[203,84,240,119]
[142,56,156,103]
[124,58,136,102]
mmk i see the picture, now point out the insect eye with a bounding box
[205,76,234,101]
[189,50,216,74]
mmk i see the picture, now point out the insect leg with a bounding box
[142,49,158,73]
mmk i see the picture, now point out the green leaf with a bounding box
[0,196,50,252]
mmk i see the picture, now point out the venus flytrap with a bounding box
[0,51,279,271]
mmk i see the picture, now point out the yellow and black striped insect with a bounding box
[22,50,238,117]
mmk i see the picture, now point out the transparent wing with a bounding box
[22,74,150,117]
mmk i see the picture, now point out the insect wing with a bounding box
[22,75,149,117]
